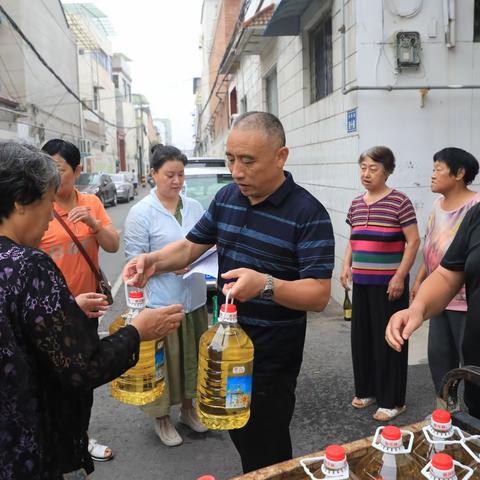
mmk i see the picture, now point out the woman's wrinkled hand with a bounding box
[131,304,184,341]
[409,280,421,304]
[76,292,109,318]
[387,274,405,301]
[340,265,352,290]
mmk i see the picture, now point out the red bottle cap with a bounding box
[432,452,454,471]
[129,291,144,298]
[197,476,216,480]
[220,303,237,313]
[432,409,451,424]
[381,425,402,441]
[325,445,346,462]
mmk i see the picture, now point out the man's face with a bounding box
[225,128,288,204]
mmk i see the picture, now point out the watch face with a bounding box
[261,289,274,300]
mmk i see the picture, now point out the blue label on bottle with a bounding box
[155,344,164,382]
[225,374,252,409]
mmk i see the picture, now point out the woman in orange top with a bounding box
[39,139,120,462]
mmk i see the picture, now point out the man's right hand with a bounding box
[123,253,156,287]
[131,304,184,341]
[385,307,424,352]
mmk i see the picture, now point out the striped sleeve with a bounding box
[296,204,335,279]
[186,199,218,245]
[397,195,417,227]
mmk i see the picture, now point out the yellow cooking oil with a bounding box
[110,290,165,406]
[196,301,254,430]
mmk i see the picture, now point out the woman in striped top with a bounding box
[341,146,420,421]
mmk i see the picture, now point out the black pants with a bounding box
[229,373,297,474]
[351,282,409,409]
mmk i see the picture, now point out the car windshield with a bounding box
[184,173,232,209]
[76,173,100,185]
[111,174,126,182]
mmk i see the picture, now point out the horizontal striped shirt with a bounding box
[346,189,417,285]
[187,172,334,375]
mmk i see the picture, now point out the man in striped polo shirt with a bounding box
[123,112,335,473]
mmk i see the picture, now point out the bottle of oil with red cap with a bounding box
[420,452,474,479]
[196,291,254,430]
[301,444,360,479]
[353,425,423,479]
[110,287,165,405]
[413,409,472,466]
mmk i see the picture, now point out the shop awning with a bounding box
[264,0,315,36]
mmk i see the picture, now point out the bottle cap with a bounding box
[431,409,452,432]
[382,425,401,441]
[197,476,216,480]
[129,291,144,299]
[220,303,236,313]
[325,445,346,462]
[431,453,455,478]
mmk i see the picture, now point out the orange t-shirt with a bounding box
[40,190,113,297]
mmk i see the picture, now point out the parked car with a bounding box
[183,165,233,293]
[111,173,134,202]
[75,173,117,207]
[186,156,226,168]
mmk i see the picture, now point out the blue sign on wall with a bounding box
[347,108,357,133]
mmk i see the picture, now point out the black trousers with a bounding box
[229,373,297,474]
[351,282,409,409]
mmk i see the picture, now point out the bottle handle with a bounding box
[225,287,234,307]
[462,434,480,463]
[422,424,464,445]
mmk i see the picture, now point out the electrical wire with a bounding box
[0,4,136,130]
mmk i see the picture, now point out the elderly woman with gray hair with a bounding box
[0,141,184,479]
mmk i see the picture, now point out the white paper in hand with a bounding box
[183,248,218,279]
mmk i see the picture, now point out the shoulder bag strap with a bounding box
[53,210,102,282]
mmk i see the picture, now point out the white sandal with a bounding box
[88,438,114,462]
[373,405,407,421]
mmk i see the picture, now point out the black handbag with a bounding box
[53,210,114,305]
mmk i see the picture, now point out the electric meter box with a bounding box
[395,31,421,70]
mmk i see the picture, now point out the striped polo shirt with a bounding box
[187,172,334,375]
[346,189,417,285]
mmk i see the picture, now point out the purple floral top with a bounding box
[0,236,139,479]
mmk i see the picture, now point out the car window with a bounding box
[184,173,232,209]
[76,173,100,185]
[111,174,126,182]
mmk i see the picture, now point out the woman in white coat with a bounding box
[124,145,208,446]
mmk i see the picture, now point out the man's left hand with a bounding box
[221,268,268,302]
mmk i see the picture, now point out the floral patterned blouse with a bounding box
[0,236,140,479]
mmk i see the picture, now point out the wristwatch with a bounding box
[260,274,274,300]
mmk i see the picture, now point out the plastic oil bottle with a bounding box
[353,425,423,479]
[110,288,165,405]
[301,444,360,479]
[413,409,471,466]
[420,452,474,479]
[196,291,254,430]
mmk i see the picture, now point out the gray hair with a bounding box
[0,141,60,223]
[231,111,286,148]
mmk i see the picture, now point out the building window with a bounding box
[265,69,278,117]
[475,0,480,42]
[113,75,118,88]
[93,86,99,110]
[123,79,128,100]
[240,96,248,113]
[310,12,333,102]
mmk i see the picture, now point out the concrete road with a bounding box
[90,188,435,479]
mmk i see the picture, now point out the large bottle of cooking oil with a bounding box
[301,444,360,479]
[110,289,165,405]
[196,293,254,430]
[353,425,423,479]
